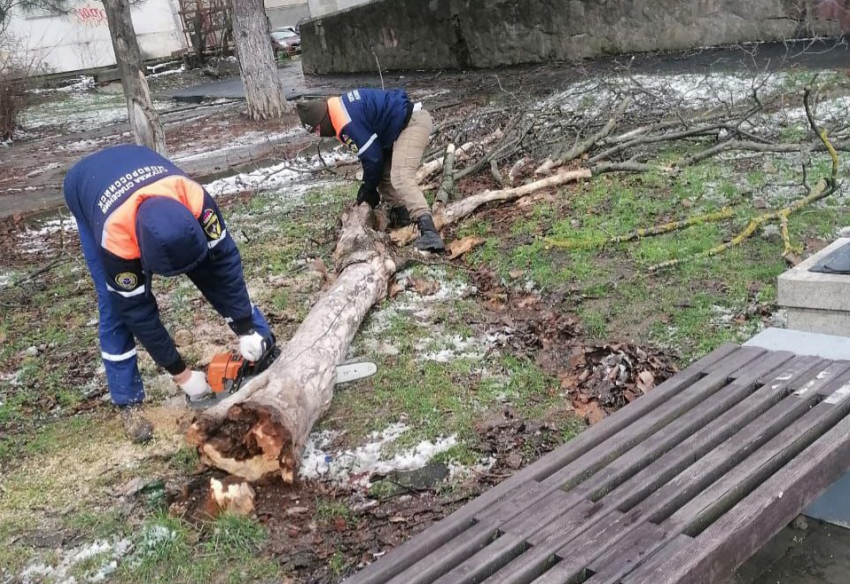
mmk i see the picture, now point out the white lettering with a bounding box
[98,165,170,214]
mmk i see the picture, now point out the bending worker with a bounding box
[64,144,273,443]
[296,88,445,252]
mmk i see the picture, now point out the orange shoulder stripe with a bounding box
[327,96,351,140]
[101,176,206,259]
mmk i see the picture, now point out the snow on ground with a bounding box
[16,216,78,255]
[540,71,793,117]
[19,537,132,584]
[21,91,171,134]
[300,423,456,487]
[204,148,354,197]
[172,126,307,163]
[361,267,472,337]
[357,266,509,363]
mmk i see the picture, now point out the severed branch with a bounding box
[546,208,735,250]
[536,96,634,174]
[434,144,457,206]
[648,86,840,272]
[391,168,593,247]
[678,140,804,167]
[648,177,835,272]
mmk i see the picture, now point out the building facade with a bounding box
[4,0,187,74]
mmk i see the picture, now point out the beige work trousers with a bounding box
[378,109,433,219]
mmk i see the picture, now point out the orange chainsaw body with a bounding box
[207,352,246,394]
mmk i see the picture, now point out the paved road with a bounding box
[168,59,377,102]
[168,40,850,102]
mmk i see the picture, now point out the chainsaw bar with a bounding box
[335,361,377,384]
[187,360,377,409]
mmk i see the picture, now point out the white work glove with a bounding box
[239,332,266,362]
[175,370,211,398]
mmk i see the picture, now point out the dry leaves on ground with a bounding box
[407,276,441,296]
[446,236,485,260]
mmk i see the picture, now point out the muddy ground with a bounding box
[3,42,850,584]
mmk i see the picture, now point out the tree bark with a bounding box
[187,169,591,483]
[102,0,167,155]
[231,0,290,120]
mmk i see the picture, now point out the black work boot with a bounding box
[120,405,154,444]
[387,206,412,229]
[414,214,446,253]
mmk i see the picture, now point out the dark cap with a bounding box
[296,100,335,137]
[136,197,209,277]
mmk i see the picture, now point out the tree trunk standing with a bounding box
[230,0,290,119]
[102,0,167,155]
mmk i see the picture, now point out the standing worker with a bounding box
[296,88,445,252]
[64,144,274,443]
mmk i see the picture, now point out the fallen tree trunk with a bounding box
[187,169,590,482]
[187,205,396,481]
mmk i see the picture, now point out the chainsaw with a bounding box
[186,341,377,409]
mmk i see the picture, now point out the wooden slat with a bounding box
[603,357,831,513]
[623,404,850,584]
[476,357,830,584]
[479,511,627,584]
[539,347,768,491]
[616,535,696,584]
[510,365,834,583]
[347,346,850,584]
[583,522,667,584]
[343,345,742,584]
[432,534,526,584]
[662,371,850,533]
[616,363,841,527]
[569,351,798,504]
[385,522,499,584]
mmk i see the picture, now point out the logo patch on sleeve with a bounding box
[341,134,359,154]
[201,208,222,239]
[115,272,138,290]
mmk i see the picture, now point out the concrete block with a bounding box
[778,238,850,312]
[786,307,850,337]
[745,327,850,360]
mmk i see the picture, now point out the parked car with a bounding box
[271,28,301,56]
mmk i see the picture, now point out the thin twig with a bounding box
[373,51,385,90]
[12,257,70,287]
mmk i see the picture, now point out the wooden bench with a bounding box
[345,344,850,584]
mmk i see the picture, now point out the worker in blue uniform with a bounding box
[296,88,445,252]
[64,144,273,442]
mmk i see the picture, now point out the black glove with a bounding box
[356,183,380,208]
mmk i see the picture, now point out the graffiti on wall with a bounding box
[816,0,850,30]
[72,4,109,26]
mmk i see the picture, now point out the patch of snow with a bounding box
[21,91,171,133]
[138,525,177,551]
[26,161,62,178]
[300,423,456,487]
[16,216,78,255]
[19,537,132,584]
[362,267,472,338]
[203,149,353,198]
[58,134,128,153]
[448,456,497,482]
[148,63,186,78]
[173,126,306,163]
[540,71,792,118]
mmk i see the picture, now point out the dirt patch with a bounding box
[467,265,678,425]
[167,407,569,582]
